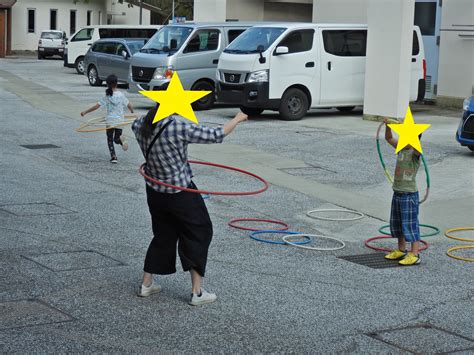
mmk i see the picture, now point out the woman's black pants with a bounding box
[144,182,213,277]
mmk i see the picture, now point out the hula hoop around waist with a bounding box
[376,122,430,204]
[139,161,269,196]
[76,114,138,133]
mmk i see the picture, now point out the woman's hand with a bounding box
[235,111,248,123]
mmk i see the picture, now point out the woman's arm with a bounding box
[224,112,248,136]
[81,103,100,117]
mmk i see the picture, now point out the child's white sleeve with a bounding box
[123,95,129,107]
[98,96,106,107]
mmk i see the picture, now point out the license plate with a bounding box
[39,48,44,51]
[59,49,64,52]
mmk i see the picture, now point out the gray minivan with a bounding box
[128,22,258,110]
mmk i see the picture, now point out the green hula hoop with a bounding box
[378,224,440,238]
[376,122,431,204]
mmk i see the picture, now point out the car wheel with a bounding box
[88,65,102,87]
[279,88,309,121]
[336,106,355,112]
[240,107,264,116]
[191,81,215,111]
[469,146,474,152]
[75,56,85,74]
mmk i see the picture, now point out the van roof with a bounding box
[249,22,368,29]
[81,25,162,29]
[165,21,279,28]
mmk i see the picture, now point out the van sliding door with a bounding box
[319,29,367,106]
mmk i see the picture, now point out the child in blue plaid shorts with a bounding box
[383,119,422,266]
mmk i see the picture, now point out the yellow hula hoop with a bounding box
[446,246,474,262]
[76,114,138,133]
[444,227,474,242]
[444,227,474,262]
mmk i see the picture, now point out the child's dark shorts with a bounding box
[390,191,420,242]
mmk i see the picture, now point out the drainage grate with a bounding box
[0,299,74,330]
[20,144,60,149]
[338,253,400,269]
[366,324,474,354]
[22,250,126,272]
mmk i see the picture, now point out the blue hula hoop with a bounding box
[249,230,312,245]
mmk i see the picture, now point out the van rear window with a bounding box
[99,28,157,39]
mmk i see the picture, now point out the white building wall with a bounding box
[313,0,368,23]
[437,0,474,106]
[194,0,227,22]
[263,2,312,22]
[226,0,264,21]
[106,0,150,25]
[11,0,106,51]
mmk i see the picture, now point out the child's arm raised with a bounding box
[384,118,398,149]
[81,103,100,117]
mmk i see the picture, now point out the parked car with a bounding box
[128,22,259,110]
[64,25,161,74]
[38,30,67,59]
[216,23,426,120]
[456,96,474,152]
[84,38,147,87]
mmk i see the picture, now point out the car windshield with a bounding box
[140,26,193,54]
[224,27,286,53]
[41,32,63,39]
[126,40,146,54]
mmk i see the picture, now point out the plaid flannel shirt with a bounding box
[132,115,225,193]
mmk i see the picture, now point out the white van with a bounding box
[128,22,257,110]
[64,25,161,74]
[216,23,426,120]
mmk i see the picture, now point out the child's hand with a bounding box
[80,111,85,117]
[383,118,389,125]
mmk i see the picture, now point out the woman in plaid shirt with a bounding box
[132,105,247,305]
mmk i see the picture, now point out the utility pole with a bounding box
[139,0,143,24]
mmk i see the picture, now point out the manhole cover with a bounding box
[0,202,76,216]
[22,250,126,271]
[366,324,474,353]
[20,144,60,149]
[0,299,74,330]
[338,253,400,269]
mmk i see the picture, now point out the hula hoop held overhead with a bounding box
[376,122,431,204]
[76,114,138,133]
[139,161,269,196]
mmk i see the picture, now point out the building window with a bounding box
[87,10,92,26]
[27,9,35,33]
[70,10,77,35]
[50,9,57,30]
[98,11,101,25]
[414,2,436,36]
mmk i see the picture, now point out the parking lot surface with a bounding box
[0,57,473,353]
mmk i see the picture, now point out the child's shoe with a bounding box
[399,252,421,266]
[384,249,406,260]
[189,289,217,306]
[120,136,128,151]
[110,157,118,164]
[137,282,162,297]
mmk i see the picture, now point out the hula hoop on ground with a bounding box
[228,218,289,232]
[306,208,364,221]
[76,114,138,133]
[249,230,311,245]
[446,246,474,262]
[378,224,440,238]
[365,235,429,253]
[376,122,430,204]
[444,227,474,242]
[445,227,474,262]
[139,161,269,196]
[282,234,345,251]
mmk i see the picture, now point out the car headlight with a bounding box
[463,97,471,112]
[153,66,174,80]
[247,70,268,83]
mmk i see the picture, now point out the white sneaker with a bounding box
[120,136,128,151]
[189,289,217,306]
[137,282,162,297]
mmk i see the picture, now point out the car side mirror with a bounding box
[274,46,289,55]
[121,50,129,59]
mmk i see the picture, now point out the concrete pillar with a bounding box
[194,0,227,22]
[363,0,415,121]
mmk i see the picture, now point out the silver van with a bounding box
[128,22,258,110]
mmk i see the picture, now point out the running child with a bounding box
[383,118,422,266]
[81,74,134,163]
